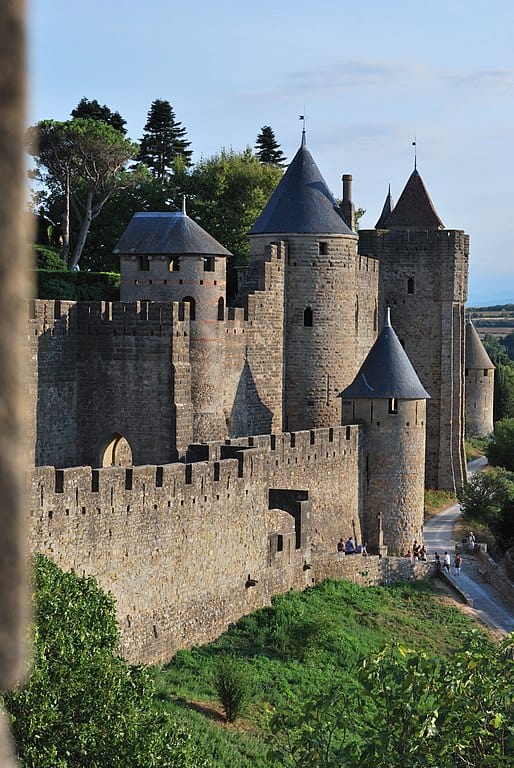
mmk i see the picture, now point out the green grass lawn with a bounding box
[151,579,484,767]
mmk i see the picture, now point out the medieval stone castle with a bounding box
[27,133,494,663]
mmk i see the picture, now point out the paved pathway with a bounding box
[423,457,514,636]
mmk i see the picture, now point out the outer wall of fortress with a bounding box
[28,427,432,664]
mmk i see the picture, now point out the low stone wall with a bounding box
[316,553,434,587]
[477,549,514,608]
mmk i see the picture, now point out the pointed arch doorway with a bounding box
[101,433,133,467]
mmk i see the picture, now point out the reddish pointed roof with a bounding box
[383,169,444,229]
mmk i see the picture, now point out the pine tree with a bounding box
[71,97,127,134]
[254,125,286,167]
[138,99,192,180]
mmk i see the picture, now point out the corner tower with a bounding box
[359,167,468,492]
[465,320,494,437]
[247,133,378,431]
[340,309,429,556]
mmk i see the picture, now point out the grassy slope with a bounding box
[152,579,484,767]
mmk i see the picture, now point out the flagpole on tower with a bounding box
[412,137,417,170]
[299,111,307,145]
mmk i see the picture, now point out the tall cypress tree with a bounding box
[255,125,286,167]
[139,99,192,180]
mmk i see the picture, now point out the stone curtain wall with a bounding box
[27,300,192,468]
[28,426,361,664]
[360,228,469,491]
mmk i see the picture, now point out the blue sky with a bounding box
[29,0,514,305]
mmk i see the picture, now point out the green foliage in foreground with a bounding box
[3,555,206,768]
[36,268,120,301]
[270,634,514,767]
[154,580,484,768]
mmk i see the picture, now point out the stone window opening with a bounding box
[168,256,180,271]
[182,296,196,321]
[318,241,328,255]
[138,255,150,271]
[303,306,313,327]
[277,534,284,552]
[217,296,224,320]
[388,398,398,414]
[407,277,415,294]
[484,369,489,376]
[203,256,215,272]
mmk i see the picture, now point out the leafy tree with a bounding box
[494,363,514,421]
[139,99,192,180]
[3,555,206,768]
[254,125,287,167]
[27,119,137,269]
[71,97,127,134]
[483,333,509,366]
[487,418,514,472]
[270,635,514,768]
[503,330,514,361]
[459,465,514,547]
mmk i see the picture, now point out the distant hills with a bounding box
[468,304,514,337]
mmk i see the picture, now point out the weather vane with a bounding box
[299,111,308,142]
[412,137,417,170]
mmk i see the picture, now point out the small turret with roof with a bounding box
[465,319,495,437]
[382,169,443,229]
[340,309,428,556]
[246,129,378,432]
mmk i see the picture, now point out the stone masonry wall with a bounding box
[28,426,361,664]
[27,300,193,468]
[343,398,426,556]
[465,368,494,437]
[359,228,468,491]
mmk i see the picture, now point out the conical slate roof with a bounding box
[375,185,394,228]
[465,321,495,370]
[114,212,231,256]
[249,134,353,236]
[339,309,430,400]
[383,169,444,229]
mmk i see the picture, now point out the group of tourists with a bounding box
[404,540,427,561]
[337,537,368,556]
[434,550,463,575]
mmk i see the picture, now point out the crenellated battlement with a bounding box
[28,299,191,337]
[30,425,358,513]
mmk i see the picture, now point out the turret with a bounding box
[247,132,378,431]
[465,320,494,437]
[115,208,231,441]
[340,309,429,556]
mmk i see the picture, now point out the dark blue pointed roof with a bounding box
[249,134,353,236]
[465,321,494,370]
[339,309,430,400]
[375,184,394,228]
[114,212,231,256]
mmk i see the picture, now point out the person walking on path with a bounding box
[454,553,463,575]
[443,551,451,573]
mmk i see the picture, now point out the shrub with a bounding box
[214,654,250,723]
[36,269,120,301]
[487,417,514,471]
[33,245,67,270]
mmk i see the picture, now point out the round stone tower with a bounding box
[339,309,430,556]
[115,205,232,441]
[248,132,377,431]
[465,320,495,437]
